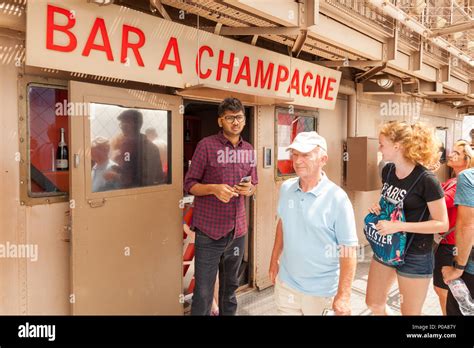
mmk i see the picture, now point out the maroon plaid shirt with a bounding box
[184,131,258,240]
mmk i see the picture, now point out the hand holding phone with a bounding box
[239,176,251,185]
[235,176,253,196]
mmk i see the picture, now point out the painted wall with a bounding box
[0,35,70,315]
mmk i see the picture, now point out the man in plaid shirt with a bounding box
[184,97,258,315]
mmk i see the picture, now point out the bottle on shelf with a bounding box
[55,127,69,171]
[447,278,474,315]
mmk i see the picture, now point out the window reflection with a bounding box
[276,108,316,176]
[28,85,69,197]
[90,104,170,192]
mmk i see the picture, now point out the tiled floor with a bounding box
[237,246,443,315]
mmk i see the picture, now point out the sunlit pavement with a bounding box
[237,246,442,316]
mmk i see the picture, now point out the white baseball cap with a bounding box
[286,131,327,153]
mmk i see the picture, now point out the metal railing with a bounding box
[324,0,395,34]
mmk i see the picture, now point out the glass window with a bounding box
[276,107,317,176]
[89,103,170,192]
[28,85,69,197]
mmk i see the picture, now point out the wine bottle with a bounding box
[55,128,69,171]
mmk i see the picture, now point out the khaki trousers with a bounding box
[274,277,334,315]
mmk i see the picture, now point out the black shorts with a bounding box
[446,271,474,315]
[434,244,456,290]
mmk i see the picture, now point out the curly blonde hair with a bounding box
[454,140,474,168]
[379,121,440,167]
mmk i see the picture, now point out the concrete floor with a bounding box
[236,246,443,315]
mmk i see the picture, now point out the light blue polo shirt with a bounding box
[454,168,474,275]
[277,174,358,297]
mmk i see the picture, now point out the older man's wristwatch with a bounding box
[452,260,466,270]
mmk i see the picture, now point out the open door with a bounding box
[69,81,183,314]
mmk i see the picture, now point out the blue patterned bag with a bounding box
[364,164,427,266]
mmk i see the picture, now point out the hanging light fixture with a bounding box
[376,79,394,89]
[87,0,115,6]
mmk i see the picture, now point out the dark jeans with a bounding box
[191,228,245,316]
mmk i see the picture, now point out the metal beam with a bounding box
[292,29,308,57]
[150,0,171,20]
[439,54,451,83]
[214,22,223,35]
[429,20,474,37]
[419,81,443,94]
[355,63,387,83]
[423,94,470,100]
[385,24,398,61]
[251,35,259,46]
[299,0,317,28]
[317,60,384,68]
[218,26,302,36]
[410,41,423,72]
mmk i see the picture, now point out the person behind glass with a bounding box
[433,140,474,314]
[91,136,120,192]
[110,110,164,188]
[184,97,258,316]
[442,166,474,315]
[269,131,358,315]
[145,127,168,174]
[366,121,449,315]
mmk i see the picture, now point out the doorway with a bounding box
[181,99,255,308]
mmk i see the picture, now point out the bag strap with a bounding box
[384,163,394,183]
[404,205,428,252]
[384,164,427,204]
[440,226,456,240]
[399,167,428,252]
[402,169,428,200]
[383,164,431,253]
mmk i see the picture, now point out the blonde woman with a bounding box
[433,140,474,314]
[365,121,449,315]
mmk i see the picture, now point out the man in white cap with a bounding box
[269,131,358,315]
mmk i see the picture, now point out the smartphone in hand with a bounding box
[239,176,251,185]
